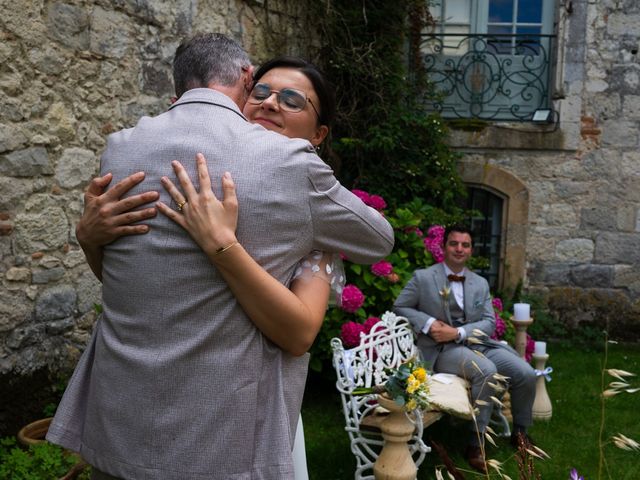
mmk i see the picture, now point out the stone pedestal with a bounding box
[373,395,417,480]
[532,353,553,420]
[511,317,534,359]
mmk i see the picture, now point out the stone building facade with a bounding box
[1,0,639,406]
[0,0,320,387]
[444,0,640,338]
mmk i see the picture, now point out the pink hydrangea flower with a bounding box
[491,316,506,340]
[423,225,446,263]
[426,225,445,244]
[363,316,381,334]
[424,237,445,263]
[341,321,364,348]
[351,189,370,205]
[340,284,365,313]
[371,260,393,277]
[492,297,503,312]
[367,194,387,210]
[525,334,535,362]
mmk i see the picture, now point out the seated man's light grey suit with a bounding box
[47,89,394,480]
[393,263,535,440]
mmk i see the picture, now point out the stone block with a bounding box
[27,46,67,76]
[5,267,30,282]
[45,317,74,335]
[594,232,640,264]
[32,267,65,284]
[75,270,101,314]
[580,207,618,231]
[0,124,28,154]
[570,264,613,288]
[623,95,640,119]
[63,250,87,269]
[610,65,640,96]
[528,262,572,286]
[614,264,640,292]
[620,151,640,179]
[46,103,77,143]
[90,7,135,59]
[46,2,90,50]
[0,147,52,177]
[542,203,578,227]
[607,13,640,36]
[6,324,45,350]
[600,120,639,148]
[555,238,594,262]
[35,285,77,322]
[141,61,173,96]
[587,92,621,120]
[616,205,638,232]
[554,181,591,200]
[54,147,97,189]
[14,207,69,251]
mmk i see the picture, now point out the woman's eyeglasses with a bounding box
[248,83,319,118]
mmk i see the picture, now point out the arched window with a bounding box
[467,187,505,290]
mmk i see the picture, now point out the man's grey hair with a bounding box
[173,33,251,98]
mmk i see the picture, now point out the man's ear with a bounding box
[310,125,329,147]
[242,65,255,92]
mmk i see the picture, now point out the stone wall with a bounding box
[0,0,320,377]
[451,0,640,338]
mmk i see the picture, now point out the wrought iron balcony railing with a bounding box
[411,33,557,122]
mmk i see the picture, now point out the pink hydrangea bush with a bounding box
[312,193,464,372]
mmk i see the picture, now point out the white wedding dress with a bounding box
[290,251,345,480]
[292,415,309,480]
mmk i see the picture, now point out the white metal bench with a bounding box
[330,312,440,480]
[331,311,511,480]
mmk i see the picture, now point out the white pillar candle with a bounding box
[513,303,530,321]
[534,341,547,356]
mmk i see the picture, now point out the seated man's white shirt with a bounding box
[420,264,467,342]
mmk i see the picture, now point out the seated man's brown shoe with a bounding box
[465,445,488,474]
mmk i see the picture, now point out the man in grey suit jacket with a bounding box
[393,224,535,473]
[47,33,394,480]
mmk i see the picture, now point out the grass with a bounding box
[302,342,640,479]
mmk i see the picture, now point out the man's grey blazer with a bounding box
[393,263,496,368]
[47,89,394,480]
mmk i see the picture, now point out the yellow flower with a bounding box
[406,375,420,394]
[406,398,417,411]
[413,367,427,383]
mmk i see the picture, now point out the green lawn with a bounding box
[302,342,640,479]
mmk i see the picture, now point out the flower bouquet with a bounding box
[352,358,431,411]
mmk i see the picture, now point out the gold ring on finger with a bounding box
[177,200,187,211]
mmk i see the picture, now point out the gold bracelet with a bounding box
[213,241,240,256]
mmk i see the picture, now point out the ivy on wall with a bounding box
[311,0,466,211]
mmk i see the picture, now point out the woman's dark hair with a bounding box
[252,56,336,128]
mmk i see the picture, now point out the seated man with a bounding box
[393,224,536,473]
